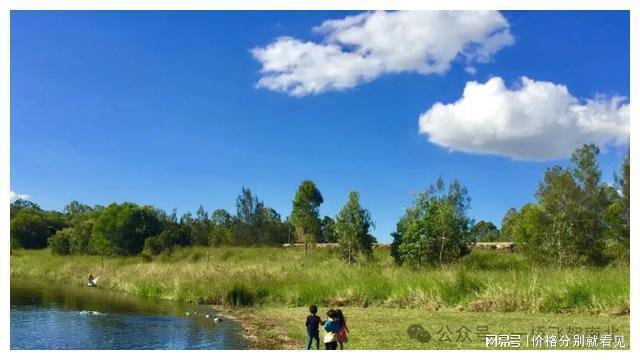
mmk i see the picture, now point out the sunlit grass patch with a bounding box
[10,246,629,314]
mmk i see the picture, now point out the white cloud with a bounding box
[252,11,513,96]
[464,66,477,75]
[418,77,630,161]
[10,191,30,203]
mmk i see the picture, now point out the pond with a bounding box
[10,278,248,349]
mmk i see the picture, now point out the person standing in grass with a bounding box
[323,309,341,350]
[335,309,349,350]
[305,304,323,350]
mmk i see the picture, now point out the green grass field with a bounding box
[234,306,629,349]
[10,246,630,349]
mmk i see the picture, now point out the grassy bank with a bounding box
[10,246,630,349]
[11,246,629,314]
[232,306,630,349]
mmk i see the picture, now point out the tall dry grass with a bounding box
[10,247,629,314]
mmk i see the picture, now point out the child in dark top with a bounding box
[334,309,349,350]
[305,304,323,350]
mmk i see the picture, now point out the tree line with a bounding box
[10,143,629,267]
[10,182,376,263]
[391,144,630,267]
[498,144,630,266]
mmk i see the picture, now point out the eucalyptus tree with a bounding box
[291,180,323,254]
[335,191,374,265]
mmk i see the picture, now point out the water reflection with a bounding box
[10,278,248,350]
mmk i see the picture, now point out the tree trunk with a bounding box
[439,237,446,263]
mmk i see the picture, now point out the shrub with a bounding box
[48,228,72,255]
[68,220,94,254]
[92,203,162,256]
[144,223,192,256]
[11,210,67,249]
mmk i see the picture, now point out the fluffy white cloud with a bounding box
[252,11,513,96]
[10,191,30,203]
[419,77,630,160]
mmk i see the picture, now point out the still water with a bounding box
[10,278,248,349]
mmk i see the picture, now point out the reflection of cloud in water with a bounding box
[79,310,105,316]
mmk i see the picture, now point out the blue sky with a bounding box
[11,11,630,242]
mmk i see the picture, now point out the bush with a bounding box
[143,223,191,256]
[144,235,171,256]
[11,210,67,249]
[46,220,95,256]
[68,220,94,254]
[48,228,72,255]
[92,203,163,256]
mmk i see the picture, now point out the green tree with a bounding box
[534,165,582,266]
[257,207,289,244]
[69,219,96,254]
[510,203,551,264]
[470,220,500,243]
[291,180,323,254]
[63,201,93,216]
[392,177,472,267]
[11,212,49,249]
[10,198,41,218]
[569,144,610,265]
[190,205,211,246]
[320,216,337,243]
[390,231,403,265]
[236,187,263,225]
[335,191,374,264]
[49,213,98,256]
[604,150,630,262]
[284,216,295,244]
[527,144,611,266]
[10,209,67,249]
[48,227,73,255]
[502,144,623,266]
[233,187,265,245]
[180,212,194,225]
[143,222,191,255]
[91,203,162,256]
[498,208,518,243]
[210,208,233,246]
